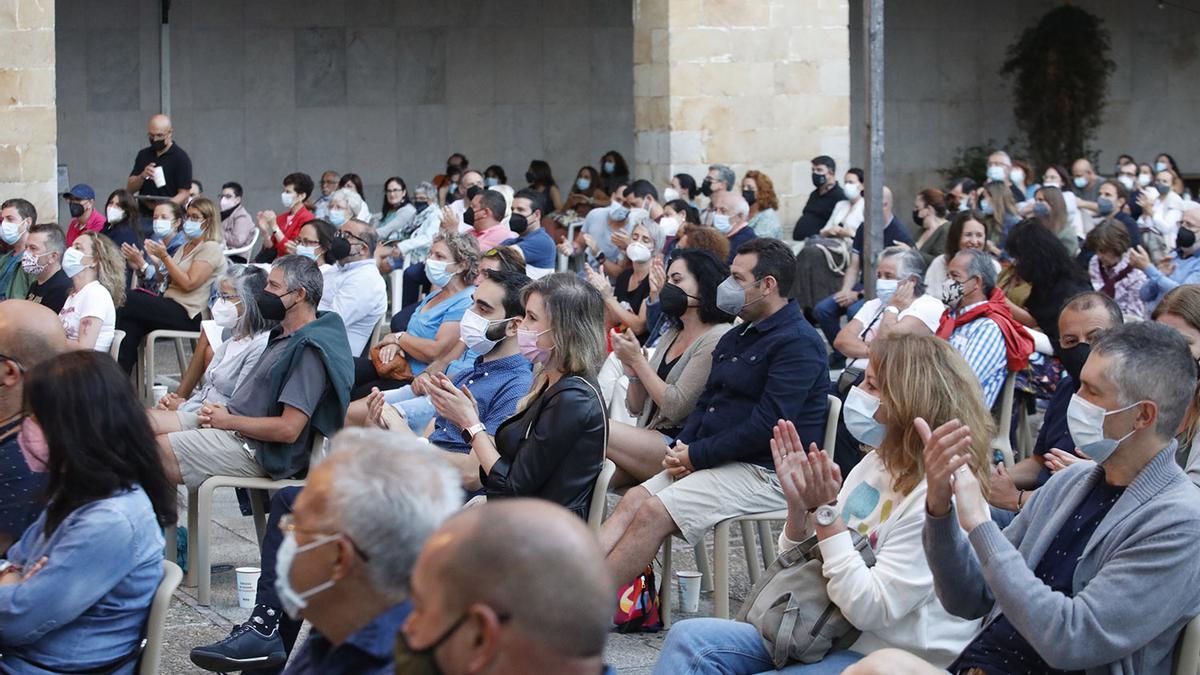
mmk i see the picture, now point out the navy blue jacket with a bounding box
[679,300,829,470]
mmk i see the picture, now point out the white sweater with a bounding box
[777,452,981,667]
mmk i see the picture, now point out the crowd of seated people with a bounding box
[7,120,1200,675]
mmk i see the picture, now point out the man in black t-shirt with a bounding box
[127,114,193,218]
[791,155,846,240]
[24,224,71,315]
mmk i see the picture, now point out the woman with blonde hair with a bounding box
[1033,185,1080,256]
[742,170,781,239]
[655,333,991,674]
[115,196,225,371]
[59,231,125,352]
[1152,285,1200,485]
[977,181,1021,253]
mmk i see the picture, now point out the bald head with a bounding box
[1182,207,1200,232]
[148,114,172,133]
[427,499,612,658]
[0,300,67,368]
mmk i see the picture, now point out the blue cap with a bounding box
[62,184,95,200]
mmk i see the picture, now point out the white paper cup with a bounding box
[677,570,703,613]
[152,384,168,402]
[235,566,261,609]
[152,165,166,188]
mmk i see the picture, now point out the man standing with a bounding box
[0,198,36,302]
[792,155,846,240]
[24,224,71,314]
[601,238,830,590]
[401,500,615,675]
[713,191,758,263]
[313,170,339,220]
[61,184,105,245]
[127,114,193,219]
[319,220,387,355]
[0,301,67,555]
[503,189,556,271]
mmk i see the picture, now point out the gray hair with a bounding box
[990,150,1012,167]
[344,220,378,256]
[273,254,324,308]
[627,210,664,253]
[330,188,364,217]
[220,265,275,339]
[415,181,437,201]
[709,164,736,191]
[433,230,481,284]
[29,223,65,256]
[954,248,997,296]
[1091,322,1196,438]
[325,429,462,598]
[879,246,927,294]
[729,193,750,219]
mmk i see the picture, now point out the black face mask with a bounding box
[463,206,475,226]
[1058,342,1091,384]
[912,209,923,225]
[701,178,714,198]
[413,201,430,214]
[68,202,85,218]
[149,137,167,152]
[393,614,469,675]
[446,164,460,177]
[508,213,529,235]
[742,189,756,207]
[1178,228,1197,254]
[256,289,294,322]
[328,236,352,263]
[220,207,235,221]
[525,171,536,185]
[659,283,696,319]
[812,173,828,188]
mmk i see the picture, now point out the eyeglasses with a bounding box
[0,353,25,373]
[295,238,322,247]
[385,188,405,195]
[216,292,241,303]
[336,231,368,245]
[279,514,371,561]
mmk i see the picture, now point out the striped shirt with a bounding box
[946,301,1007,407]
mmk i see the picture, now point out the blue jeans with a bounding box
[654,618,864,674]
[382,385,438,434]
[813,288,864,350]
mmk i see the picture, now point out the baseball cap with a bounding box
[62,184,95,201]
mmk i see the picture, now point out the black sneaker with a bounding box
[190,621,287,672]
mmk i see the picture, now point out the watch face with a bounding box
[816,505,838,526]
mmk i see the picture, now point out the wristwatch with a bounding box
[884,306,900,315]
[460,423,486,444]
[812,502,839,527]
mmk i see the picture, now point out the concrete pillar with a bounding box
[633,0,850,225]
[0,0,56,223]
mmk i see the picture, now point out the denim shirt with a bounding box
[678,300,829,470]
[0,486,164,675]
[284,602,411,675]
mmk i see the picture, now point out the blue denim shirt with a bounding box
[284,601,410,675]
[678,300,830,470]
[0,486,164,674]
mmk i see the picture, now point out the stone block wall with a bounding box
[0,0,56,223]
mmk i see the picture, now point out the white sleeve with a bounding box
[850,299,882,325]
[76,284,114,321]
[899,295,946,333]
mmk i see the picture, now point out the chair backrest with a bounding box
[138,559,183,675]
[587,459,616,537]
[223,227,260,258]
[111,329,126,361]
[991,371,1018,466]
[823,393,842,453]
[309,432,329,469]
[1175,615,1200,675]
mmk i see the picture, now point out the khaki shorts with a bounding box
[169,411,267,490]
[642,461,786,545]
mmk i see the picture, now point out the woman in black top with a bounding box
[437,273,607,520]
[524,160,563,213]
[1004,218,1091,355]
[599,150,631,195]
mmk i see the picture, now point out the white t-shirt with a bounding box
[847,293,945,370]
[59,280,116,353]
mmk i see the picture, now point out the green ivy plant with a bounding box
[1001,4,1116,171]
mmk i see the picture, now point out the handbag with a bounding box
[612,564,662,633]
[737,529,876,667]
[370,343,414,382]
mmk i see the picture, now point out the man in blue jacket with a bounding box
[600,238,830,588]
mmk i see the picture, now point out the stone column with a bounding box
[633,0,849,228]
[0,0,56,223]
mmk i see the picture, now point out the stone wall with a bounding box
[1,0,56,223]
[635,0,851,226]
[55,0,634,219]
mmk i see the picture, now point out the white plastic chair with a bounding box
[660,394,842,625]
[587,459,617,537]
[222,228,260,261]
[110,329,126,361]
[139,330,200,404]
[1176,615,1200,675]
[992,371,1018,467]
[138,560,183,675]
[185,433,327,606]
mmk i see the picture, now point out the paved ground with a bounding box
[157,489,768,673]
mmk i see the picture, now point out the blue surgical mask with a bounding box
[874,278,899,302]
[1033,202,1050,218]
[576,177,591,191]
[1073,176,1088,189]
[986,165,1006,183]
[1096,197,1115,216]
[844,385,886,448]
[425,259,456,287]
[603,160,616,174]
[183,218,204,239]
[485,177,499,187]
[713,213,732,234]
[328,209,348,227]
[1066,394,1140,464]
[1155,161,1169,173]
[152,218,173,239]
[1,219,26,245]
[609,204,629,222]
[979,200,993,216]
[296,245,318,261]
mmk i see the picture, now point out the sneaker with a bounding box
[190,622,287,672]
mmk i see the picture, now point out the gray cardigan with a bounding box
[626,323,731,430]
[925,443,1200,675]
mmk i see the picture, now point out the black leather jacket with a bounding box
[484,374,607,520]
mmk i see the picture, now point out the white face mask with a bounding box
[459,309,513,355]
[713,213,732,234]
[220,196,238,212]
[274,531,341,619]
[152,218,173,238]
[1009,168,1026,185]
[1066,394,1140,464]
[874,278,899,303]
[659,216,680,238]
[844,385,886,448]
[211,298,240,329]
[1118,175,1135,191]
[281,191,295,209]
[106,206,125,223]
[663,187,681,203]
[986,165,1007,182]
[842,183,861,202]
[626,242,652,264]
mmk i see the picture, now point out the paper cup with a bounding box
[677,570,703,613]
[152,384,168,402]
[152,165,166,188]
[235,566,261,609]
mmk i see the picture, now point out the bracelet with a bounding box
[1016,489,1026,511]
[627,376,640,384]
